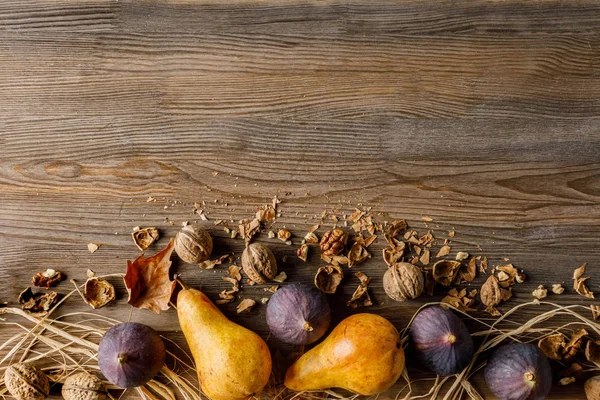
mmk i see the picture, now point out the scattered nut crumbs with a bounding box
[32,269,63,288]
[267,230,275,239]
[236,298,256,314]
[573,263,594,299]
[347,272,372,308]
[87,243,99,253]
[455,251,469,261]
[552,284,565,295]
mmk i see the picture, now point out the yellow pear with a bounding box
[177,288,271,400]
[284,313,404,396]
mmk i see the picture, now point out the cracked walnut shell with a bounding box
[62,372,106,400]
[319,229,348,256]
[383,262,424,302]
[4,363,50,400]
[314,265,344,294]
[174,224,213,264]
[242,243,278,283]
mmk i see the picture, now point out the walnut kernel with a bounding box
[319,229,348,256]
[174,224,213,263]
[241,243,277,283]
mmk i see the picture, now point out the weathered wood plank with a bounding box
[1,0,599,398]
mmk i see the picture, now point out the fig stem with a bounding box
[524,372,535,382]
[447,334,456,344]
[302,321,314,332]
[117,353,128,364]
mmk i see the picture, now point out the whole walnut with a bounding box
[242,243,277,283]
[319,229,348,256]
[174,224,213,264]
[4,363,50,400]
[383,262,424,302]
[62,372,106,400]
[585,376,600,400]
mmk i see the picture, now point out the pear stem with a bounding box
[176,277,190,291]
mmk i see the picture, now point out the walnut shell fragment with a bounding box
[242,243,277,284]
[347,272,373,308]
[4,363,50,400]
[585,376,600,400]
[314,265,344,294]
[383,245,404,266]
[319,229,348,256]
[538,333,566,360]
[131,227,159,251]
[83,277,116,309]
[432,260,462,286]
[347,242,371,267]
[586,340,600,364]
[564,328,589,362]
[18,287,59,316]
[480,275,502,307]
[32,269,64,288]
[174,224,213,263]
[383,262,424,302]
[62,372,106,400]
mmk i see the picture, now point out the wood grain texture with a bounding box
[1,1,599,399]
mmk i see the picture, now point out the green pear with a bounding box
[177,288,271,400]
[285,313,404,395]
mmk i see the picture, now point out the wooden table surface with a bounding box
[1,1,600,399]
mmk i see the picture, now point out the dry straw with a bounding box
[1,279,598,400]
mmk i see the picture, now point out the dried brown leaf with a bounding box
[124,239,176,314]
[131,227,159,251]
[236,298,257,314]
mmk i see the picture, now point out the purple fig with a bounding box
[98,322,166,388]
[266,283,331,345]
[409,305,474,376]
[485,343,552,400]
